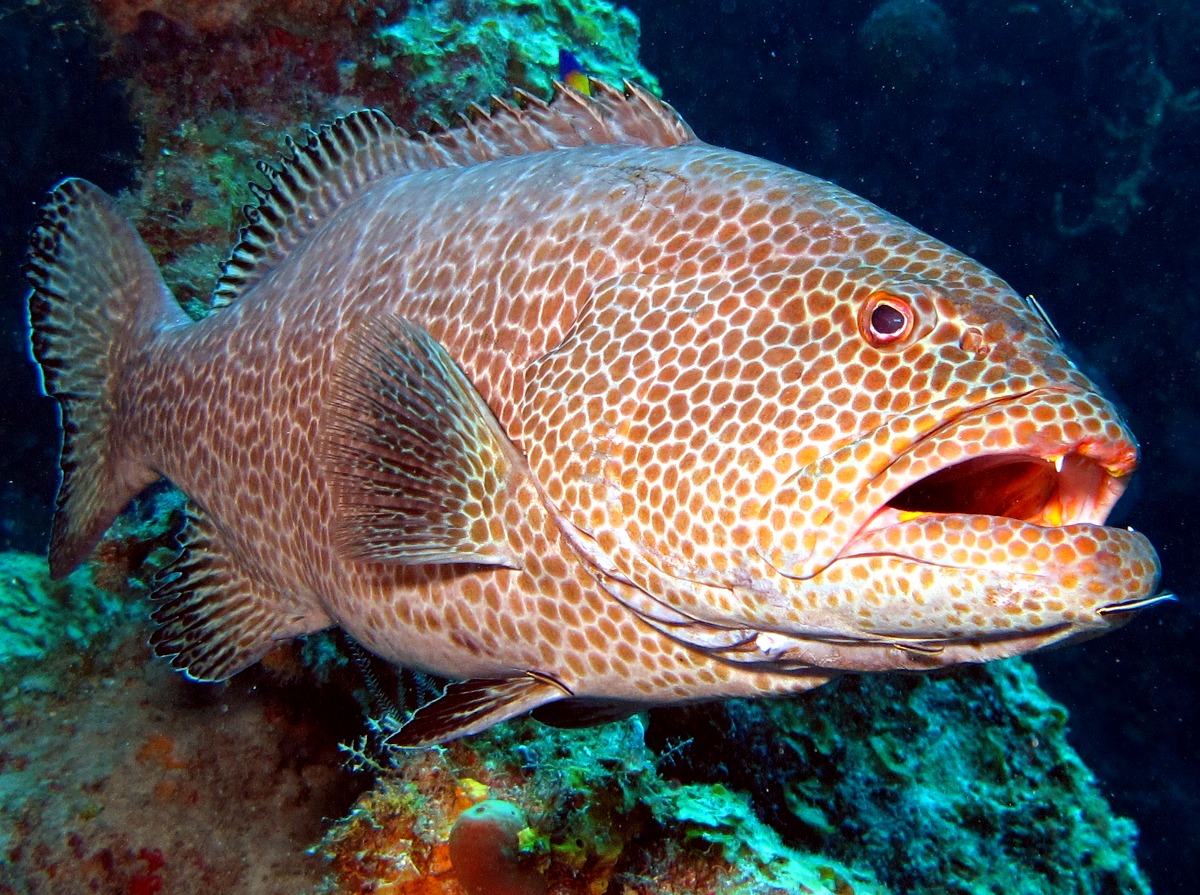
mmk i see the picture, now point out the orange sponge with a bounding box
[448,800,546,895]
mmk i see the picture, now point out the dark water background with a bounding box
[0,0,1195,891]
[623,1,1199,890]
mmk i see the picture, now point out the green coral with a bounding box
[642,779,882,894]
[374,0,659,123]
[0,552,138,670]
[0,486,185,675]
[324,658,1149,893]
[657,661,1150,895]
[805,662,1148,895]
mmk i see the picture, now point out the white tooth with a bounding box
[1052,455,1064,473]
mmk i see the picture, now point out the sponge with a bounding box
[449,800,546,895]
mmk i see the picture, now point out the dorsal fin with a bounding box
[212,109,406,309]
[207,80,695,313]
[415,79,696,166]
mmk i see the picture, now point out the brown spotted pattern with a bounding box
[117,87,1157,714]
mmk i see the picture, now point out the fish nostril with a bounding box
[959,327,988,358]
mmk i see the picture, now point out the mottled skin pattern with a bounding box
[27,84,1161,740]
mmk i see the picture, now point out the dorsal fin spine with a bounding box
[205,82,695,314]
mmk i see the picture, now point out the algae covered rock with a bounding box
[374,0,659,123]
[319,659,1145,894]
[320,710,885,895]
[647,660,1149,895]
[0,551,136,669]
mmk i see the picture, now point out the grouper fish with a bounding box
[25,80,1166,746]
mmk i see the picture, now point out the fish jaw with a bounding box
[715,384,1166,669]
[695,518,1161,675]
[840,517,1160,637]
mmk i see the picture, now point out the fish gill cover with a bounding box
[0,0,1196,893]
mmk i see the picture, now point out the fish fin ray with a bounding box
[213,109,405,310]
[386,673,569,748]
[321,317,524,567]
[150,503,331,681]
[425,80,694,167]
[210,83,693,314]
[24,179,188,578]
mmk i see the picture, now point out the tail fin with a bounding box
[25,179,189,578]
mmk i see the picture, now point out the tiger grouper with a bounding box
[24,80,1167,745]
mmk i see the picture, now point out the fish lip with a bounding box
[847,386,1140,546]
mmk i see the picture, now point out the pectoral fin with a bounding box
[321,317,526,568]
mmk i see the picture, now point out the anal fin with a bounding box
[386,672,571,748]
[321,317,526,568]
[150,503,331,681]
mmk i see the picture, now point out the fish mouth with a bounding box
[765,386,1151,584]
[726,387,1165,671]
[864,447,1128,535]
[818,386,1166,633]
[853,388,1137,541]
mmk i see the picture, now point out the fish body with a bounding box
[25,82,1163,745]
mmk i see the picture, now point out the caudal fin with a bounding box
[25,178,189,578]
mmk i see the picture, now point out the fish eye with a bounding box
[860,291,916,347]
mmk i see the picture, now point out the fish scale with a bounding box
[24,80,1163,746]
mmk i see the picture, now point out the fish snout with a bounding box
[1081,523,1167,623]
[828,514,1163,643]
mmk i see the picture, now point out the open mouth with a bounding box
[882,451,1117,529]
[763,387,1148,585]
[850,390,1140,542]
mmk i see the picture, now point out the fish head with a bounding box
[741,263,1165,669]
[521,155,1164,673]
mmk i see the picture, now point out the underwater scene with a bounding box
[0,0,1196,892]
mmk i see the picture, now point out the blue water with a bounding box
[0,0,1196,891]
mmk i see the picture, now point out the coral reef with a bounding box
[320,711,886,895]
[68,0,656,315]
[316,661,1146,894]
[374,0,656,124]
[0,552,132,668]
[0,573,366,894]
[647,663,1149,895]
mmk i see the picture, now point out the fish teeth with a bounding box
[1050,455,1065,473]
